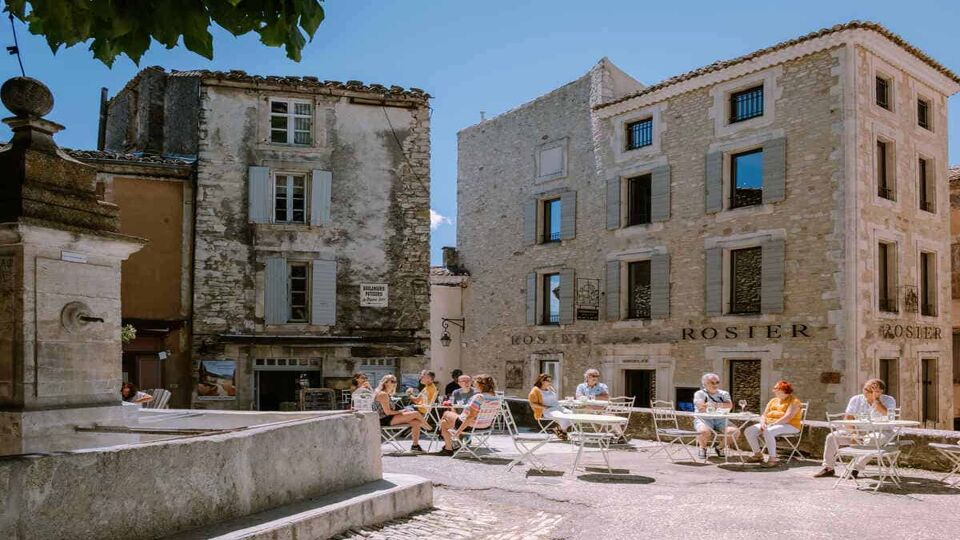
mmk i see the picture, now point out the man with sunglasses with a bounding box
[575,368,610,400]
[813,378,896,478]
[693,373,738,459]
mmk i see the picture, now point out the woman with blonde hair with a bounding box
[374,374,428,452]
[528,373,571,439]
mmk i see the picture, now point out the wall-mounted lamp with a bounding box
[439,318,465,347]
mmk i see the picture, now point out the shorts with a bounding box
[694,417,728,432]
[454,418,464,430]
[380,415,393,427]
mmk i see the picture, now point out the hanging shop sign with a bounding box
[878,324,942,340]
[360,283,389,307]
[196,359,236,400]
[681,323,811,340]
[576,278,600,321]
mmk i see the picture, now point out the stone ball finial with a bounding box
[1,76,54,119]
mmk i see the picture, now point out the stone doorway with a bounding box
[624,369,656,408]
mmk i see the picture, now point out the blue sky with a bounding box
[3,1,959,265]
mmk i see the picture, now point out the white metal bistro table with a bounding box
[830,419,920,490]
[558,399,610,411]
[553,412,627,473]
[690,410,760,463]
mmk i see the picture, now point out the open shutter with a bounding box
[264,257,287,324]
[311,259,337,325]
[559,269,575,324]
[249,166,271,223]
[650,165,671,222]
[523,199,537,246]
[605,260,620,321]
[705,152,723,213]
[705,247,723,316]
[560,191,577,240]
[311,170,332,226]
[650,253,670,319]
[606,177,621,230]
[762,137,786,204]
[526,273,537,325]
[761,238,785,314]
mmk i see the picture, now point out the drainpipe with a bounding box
[97,87,108,151]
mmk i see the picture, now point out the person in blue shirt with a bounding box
[574,369,610,400]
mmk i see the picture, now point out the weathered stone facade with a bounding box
[458,24,959,428]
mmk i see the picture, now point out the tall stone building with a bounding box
[458,22,959,428]
[100,68,431,410]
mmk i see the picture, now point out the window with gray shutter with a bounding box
[762,137,786,204]
[705,247,723,316]
[606,177,621,230]
[311,259,337,325]
[650,253,670,319]
[606,260,620,320]
[523,199,538,245]
[650,165,671,222]
[249,166,271,223]
[526,272,537,325]
[559,269,575,324]
[560,191,577,240]
[760,239,785,314]
[705,152,723,214]
[264,257,288,324]
[311,170,332,226]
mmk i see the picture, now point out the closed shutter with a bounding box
[606,260,620,321]
[650,165,671,222]
[762,137,786,204]
[248,166,271,223]
[606,177,621,230]
[705,247,723,316]
[559,268,575,324]
[705,152,723,213]
[523,199,537,246]
[311,259,337,325]
[264,257,288,324]
[761,238,785,314]
[650,253,670,319]
[526,273,537,325]
[311,169,332,226]
[560,191,577,240]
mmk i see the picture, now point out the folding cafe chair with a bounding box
[449,397,502,460]
[504,400,556,472]
[930,438,960,488]
[649,400,699,462]
[353,389,409,453]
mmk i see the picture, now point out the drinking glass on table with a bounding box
[706,402,716,413]
[738,399,747,413]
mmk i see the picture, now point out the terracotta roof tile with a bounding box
[166,68,430,100]
[949,166,960,184]
[430,266,470,277]
[65,148,196,166]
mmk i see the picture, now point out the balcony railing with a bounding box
[878,298,899,313]
[542,231,561,243]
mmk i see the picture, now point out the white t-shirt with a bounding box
[845,394,896,415]
[693,389,732,407]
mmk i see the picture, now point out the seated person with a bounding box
[744,380,802,466]
[444,369,463,397]
[693,373,739,459]
[450,374,476,405]
[121,383,154,406]
[410,370,438,416]
[528,373,571,439]
[350,372,372,394]
[438,374,499,455]
[814,378,896,478]
[575,369,610,401]
[374,374,427,452]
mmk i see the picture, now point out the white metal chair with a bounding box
[143,389,171,409]
[761,401,809,462]
[504,403,555,471]
[351,388,374,411]
[449,397,502,460]
[884,407,916,461]
[829,417,901,491]
[604,396,636,443]
[649,400,699,462]
[359,391,410,454]
[930,439,960,488]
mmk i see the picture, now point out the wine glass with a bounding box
[738,399,747,413]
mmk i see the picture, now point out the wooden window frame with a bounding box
[274,174,308,224]
[270,98,314,146]
[288,262,310,323]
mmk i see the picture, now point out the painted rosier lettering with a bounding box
[681,323,811,340]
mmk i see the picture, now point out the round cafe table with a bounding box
[691,410,760,462]
[558,399,609,410]
[552,412,627,473]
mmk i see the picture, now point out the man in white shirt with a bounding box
[813,378,896,478]
[574,368,610,400]
[693,373,738,459]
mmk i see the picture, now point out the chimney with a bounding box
[442,247,459,270]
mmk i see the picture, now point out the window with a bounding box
[288,263,309,322]
[539,359,561,393]
[270,100,313,145]
[920,251,937,316]
[921,358,938,425]
[730,149,763,208]
[626,260,651,320]
[626,118,653,150]
[919,158,934,212]
[729,85,764,123]
[876,76,890,110]
[541,273,560,325]
[730,247,762,314]
[538,146,564,178]
[877,140,894,200]
[542,198,561,243]
[626,174,652,226]
[729,359,762,414]
[878,242,898,313]
[879,358,899,401]
[274,175,307,223]
[917,98,931,130]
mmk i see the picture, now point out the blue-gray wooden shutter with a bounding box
[650,253,670,319]
[523,199,537,246]
[606,177,621,230]
[705,247,723,316]
[650,165,671,222]
[705,152,723,213]
[311,169,332,226]
[249,166,271,223]
[761,238,785,314]
[605,260,620,321]
[526,272,537,325]
[559,268,575,324]
[560,191,577,240]
[264,257,288,324]
[762,137,786,204]
[311,259,337,325]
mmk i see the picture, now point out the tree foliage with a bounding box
[6,0,325,66]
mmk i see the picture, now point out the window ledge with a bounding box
[876,310,901,319]
[715,203,775,222]
[707,313,776,324]
[614,222,664,238]
[254,142,325,153]
[612,319,663,329]
[873,196,899,209]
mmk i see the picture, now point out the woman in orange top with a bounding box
[743,380,803,466]
[528,373,571,439]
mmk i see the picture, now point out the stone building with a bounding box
[458,22,959,428]
[950,166,960,426]
[100,67,432,410]
[429,247,469,383]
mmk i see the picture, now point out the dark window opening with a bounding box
[624,369,656,408]
[921,252,936,316]
[878,242,898,313]
[918,98,931,130]
[730,149,764,208]
[626,118,653,150]
[542,198,561,243]
[289,263,309,322]
[879,358,899,401]
[675,387,698,412]
[730,247,762,314]
[876,77,890,110]
[877,141,894,200]
[627,174,652,226]
[627,260,651,320]
[919,158,933,212]
[542,273,560,325]
[921,358,938,424]
[730,86,764,123]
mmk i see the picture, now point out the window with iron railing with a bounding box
[918,98,931,130]
[542,273,561,325]
[626,118,653,150]
[878,242,898,313]
[877,140,894,200]
[626,174,652,226]
[542,198,561,243]
[729,86,764,123]
[730,149,763,209]
[729,247,762,314]
[921,252,937,317]
[876,77,890,110]
[919,158,934,212]
[627,260,651,320]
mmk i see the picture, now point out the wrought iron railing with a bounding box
[878,298,899,313]
[730,188,762,209]
[730,86,764,123]
[542,231,561,243]
[626,119,653,150]
[877,186,895,200]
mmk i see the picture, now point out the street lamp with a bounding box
[439,318,465,347]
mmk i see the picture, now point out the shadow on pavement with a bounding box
[525,469,565,477]
[578,472,655,484]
